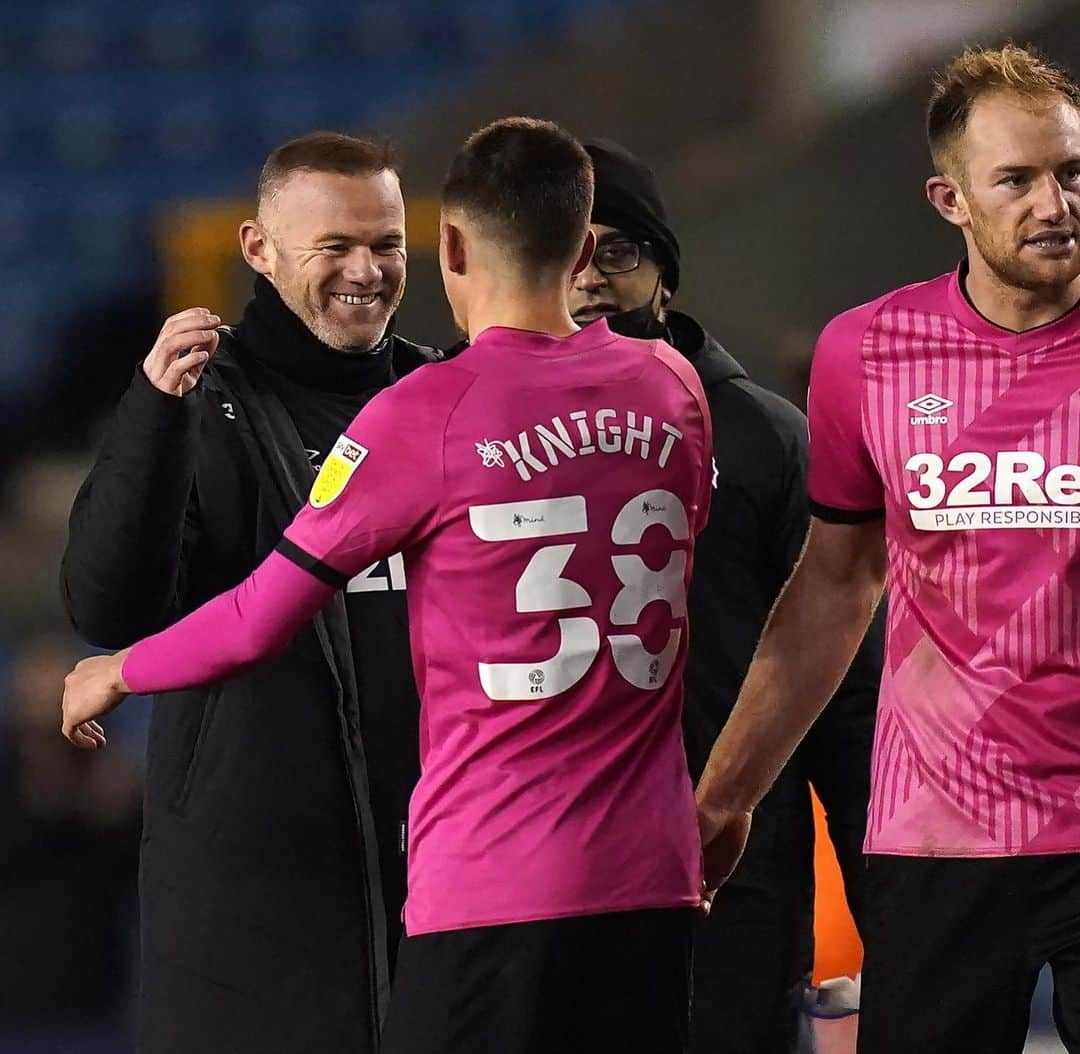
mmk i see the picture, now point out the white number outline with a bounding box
[346,552,407,592]
[470,491,690,701]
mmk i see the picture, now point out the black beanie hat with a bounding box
[584,138,681,294]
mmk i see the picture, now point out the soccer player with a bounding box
[62,117,713,1054]
[696,44,1080,1054]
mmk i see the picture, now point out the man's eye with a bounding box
[1000,174,1026,188]
[323,244,348,254]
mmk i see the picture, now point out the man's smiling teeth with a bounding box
[1028,233,1074,247]
[332,293,377,305]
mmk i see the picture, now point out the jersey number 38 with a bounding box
[468,490,690,702]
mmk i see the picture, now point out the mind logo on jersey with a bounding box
[309,434,369,509]
[905,449,1080,530]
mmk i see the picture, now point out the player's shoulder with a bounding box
[816,271,953,362]
[384,359,476,402]
[359,360,479,432]
[641,336,708,403]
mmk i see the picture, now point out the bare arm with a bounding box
[696,516,887,889]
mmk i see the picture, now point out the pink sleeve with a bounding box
[121,365,472,696]
[122,550,334,693]
[806,304,884,520]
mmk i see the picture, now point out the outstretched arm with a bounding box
[61,550,336,744]
[61,364,461,748]
[696,516,886,891]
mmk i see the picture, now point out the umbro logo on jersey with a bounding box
[908,393,952,425]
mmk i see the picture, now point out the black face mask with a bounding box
[601,274,667,341]
[605,302,667,340]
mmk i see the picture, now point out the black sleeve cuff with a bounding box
[122,364,200,430]
[276,537,350,589]
[809,499,885,524]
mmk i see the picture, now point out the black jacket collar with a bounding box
[665,309,746,389]
[238,276,397,395]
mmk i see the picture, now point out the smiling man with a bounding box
[61,132,440,1054]
[696,45,1080,1054]
[242,147,406,351]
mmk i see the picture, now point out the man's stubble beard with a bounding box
[969,205,1080,295]
[279,272,403,354]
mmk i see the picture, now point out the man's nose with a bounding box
[343,246,381,285]
[1033,174,1070,224]
[573,261,608,291]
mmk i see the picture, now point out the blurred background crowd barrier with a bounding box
[0,1,1075,1049]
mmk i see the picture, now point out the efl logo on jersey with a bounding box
[908,393,953,425]
[308,434,368,509]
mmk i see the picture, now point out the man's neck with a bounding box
[964,255,1080,332]
[465,286,579,343]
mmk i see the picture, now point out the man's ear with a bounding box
[442,220,468,275]
[570,229,597,278]
[239,219,274,276]
[659,284,673,308]
[926,174,970,229]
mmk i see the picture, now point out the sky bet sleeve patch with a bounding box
[309,434,369,509]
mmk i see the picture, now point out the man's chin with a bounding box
[1000,259,1080,295]
[320,320,392,354]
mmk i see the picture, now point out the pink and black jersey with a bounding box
[808,265,1080,857]
[269,320,710,933]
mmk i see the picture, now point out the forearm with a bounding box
[803,604,883,921]
[697,522,885,814]
[121,550,334,694]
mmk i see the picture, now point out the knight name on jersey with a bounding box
[477,408,685,483]
[905,449,1080,530]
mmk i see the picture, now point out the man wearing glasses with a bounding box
[570,139,883,1054]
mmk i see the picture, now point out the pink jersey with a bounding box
[274,321,711,933]
[808,266,1080,857]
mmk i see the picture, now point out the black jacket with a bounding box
[670,311,881,962]
[61,326,439,1054]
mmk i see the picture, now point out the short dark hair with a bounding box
[927,44,1080,175]
[258,130,400,208]
[441,117,593,271]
